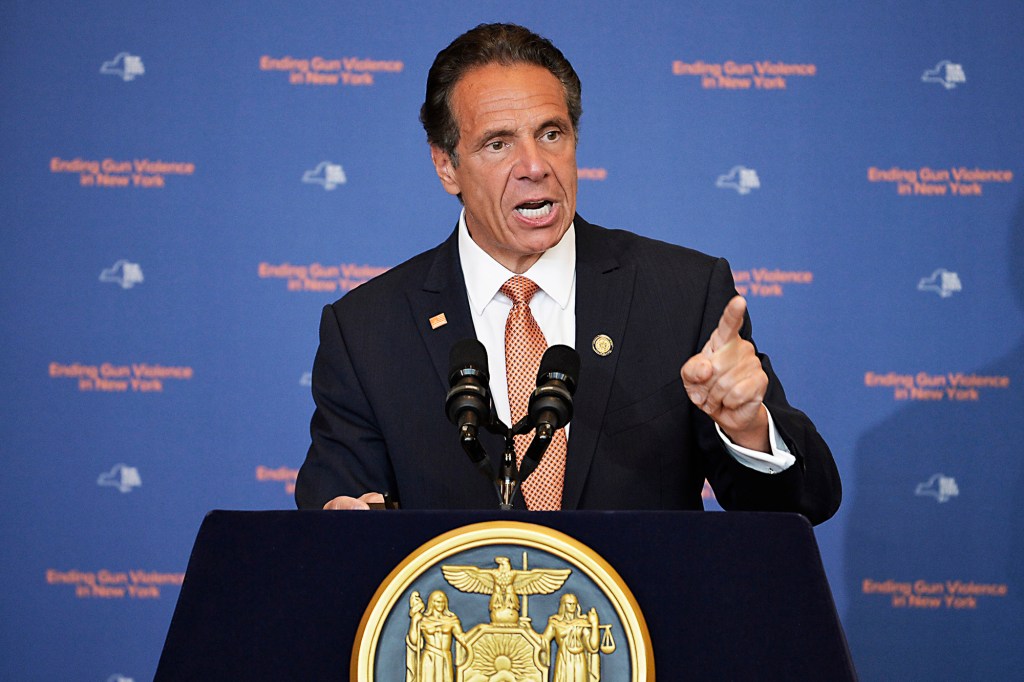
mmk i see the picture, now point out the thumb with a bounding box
[681,355,712,386]
[681,356,712,407]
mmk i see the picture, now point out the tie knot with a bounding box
[501,275,540,306]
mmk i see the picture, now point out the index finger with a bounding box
[712,296,747,349]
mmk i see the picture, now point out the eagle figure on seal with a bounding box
[442,556,571,626]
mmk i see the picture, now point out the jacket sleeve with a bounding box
[294,304,397,509]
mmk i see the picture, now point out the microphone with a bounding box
[518,344,580,481]
[445,338,500,488]
[529,344,580,433]
[445,339,491,441]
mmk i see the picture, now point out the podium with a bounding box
[156,510,855,680]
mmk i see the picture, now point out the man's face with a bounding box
[431,62,578,274]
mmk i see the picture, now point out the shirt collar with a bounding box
[458,208,576,315]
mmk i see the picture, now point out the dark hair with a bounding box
[420,23,582,165]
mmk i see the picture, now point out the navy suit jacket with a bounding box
[295,216,841,524]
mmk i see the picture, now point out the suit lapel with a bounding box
[562,218,636,509]
[406,227,477,393]
[407,219,637,510]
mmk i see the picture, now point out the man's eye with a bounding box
[543,130,561,141]
[488,141,505,151]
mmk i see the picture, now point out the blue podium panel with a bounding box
[157,510,854,681]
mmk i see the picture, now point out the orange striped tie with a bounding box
[501,275,567,510]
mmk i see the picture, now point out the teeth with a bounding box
[516,202,552,218]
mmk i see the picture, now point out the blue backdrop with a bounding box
[2,2,1021,679]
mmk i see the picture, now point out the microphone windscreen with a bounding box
[537,344,580,386]
[448,338,489,383]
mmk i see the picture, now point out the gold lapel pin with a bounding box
[429,313,448,330]
[592,334,613,356]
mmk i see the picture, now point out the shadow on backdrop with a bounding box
[843,194,1024,679]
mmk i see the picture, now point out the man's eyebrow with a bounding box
[536,116,571,132]
[473,127,516,147]
[472,116,572,148]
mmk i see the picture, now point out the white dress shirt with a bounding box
[456,210,795,475]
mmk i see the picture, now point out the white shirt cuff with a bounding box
[715,406,797,474]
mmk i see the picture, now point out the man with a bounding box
[295,23,841,523]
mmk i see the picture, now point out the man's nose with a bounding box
[513,140,549,180]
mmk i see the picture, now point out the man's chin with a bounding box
[516,229,573,259]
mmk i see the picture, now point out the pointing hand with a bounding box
[681,296,769,451]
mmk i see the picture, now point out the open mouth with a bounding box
[515,200,553,219]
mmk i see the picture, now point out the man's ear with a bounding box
[430,145,461,196]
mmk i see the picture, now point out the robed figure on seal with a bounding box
[541,594,605,682]
[406,590,468,682]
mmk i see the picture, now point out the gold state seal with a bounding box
[352,521,653,681]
